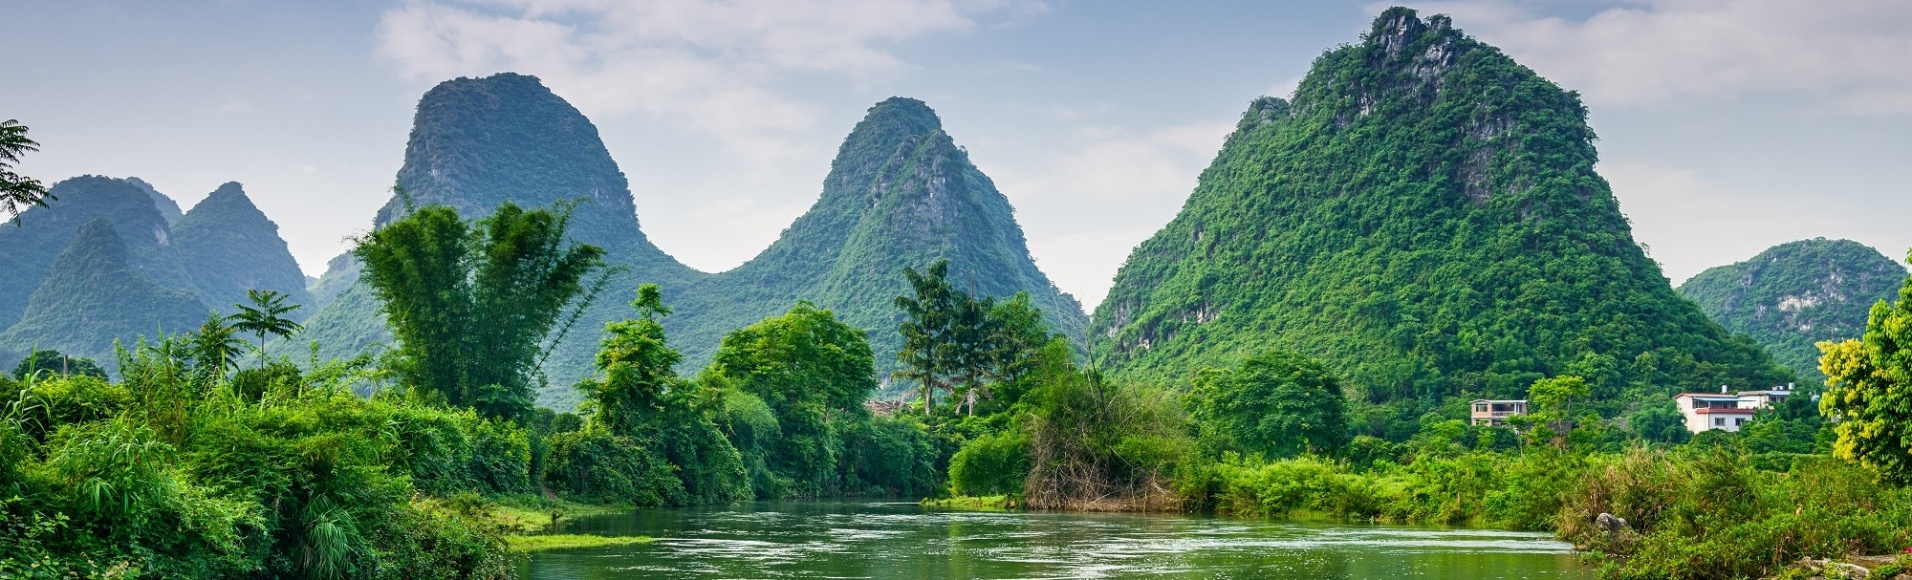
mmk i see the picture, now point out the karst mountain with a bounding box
[1679,238,1906,385]
[1090,8,1792,403]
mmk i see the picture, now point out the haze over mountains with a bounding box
[292,74,1081,406]
[2,8,1902,415]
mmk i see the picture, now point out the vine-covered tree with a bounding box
[0,119,51,223]
[1820,253,1912,482]
[354,201,605,419]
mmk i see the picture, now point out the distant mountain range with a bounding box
[292,74,1080,407]
[0,177,308,368]
[5,13,1900,411]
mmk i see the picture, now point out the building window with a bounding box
[1714,418,1724,427]
[1736,419,1746,426]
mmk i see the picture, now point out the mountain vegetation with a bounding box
[173,182,315,318]
[0,219,208,366]
[1089,9,1792,426]
[1679,238,1905,385]
[0,176,196,334]
[671,97,1086,391]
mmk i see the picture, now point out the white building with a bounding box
[1469,399,1527,426]
[1673,384,1795,433]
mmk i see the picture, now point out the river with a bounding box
[518,501,1587,579]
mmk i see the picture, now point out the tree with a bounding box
[1820,255,1912,482]
[574,284,749,503]
[230,289,302,369]
[11,349,107,380]
[894,261,957,415]
[184,312,246,375]
[702,302,876,496]
[0,119,51,223]
[1189,350,1350,458]
[354,200,605,419]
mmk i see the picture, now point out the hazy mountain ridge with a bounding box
[0,219,209,368]
[173,182,315,317]
[1089,8,1791,403]
[669,97,1089,389]
[1679,238,1906,385]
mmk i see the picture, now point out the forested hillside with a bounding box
[670,97,1087,386]
[1090,8,1792,410]
[173,182,314,318]
[1679,238,1905,385]
[0,219,208,365]
[0,176,196,332]
[293,73,705,400]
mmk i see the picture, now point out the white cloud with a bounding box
[376,0,1046,161]
[1394,0,1912,114]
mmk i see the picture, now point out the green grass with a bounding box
[504,534,654,553]
[922,495,1018,511]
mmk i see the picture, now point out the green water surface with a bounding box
[520,501,1587,579]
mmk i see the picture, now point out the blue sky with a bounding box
[7,0,1910,309]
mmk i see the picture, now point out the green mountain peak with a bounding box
[1679,238,1907,385]
[173,181,315,316]
[1091,8,1790,408]
[0,218,208,369]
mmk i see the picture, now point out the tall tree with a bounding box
[354,201,605,418]
[230,289,302,368]
[894,260,958,415]
[1820,252,1912,483]
[0,119,51,223]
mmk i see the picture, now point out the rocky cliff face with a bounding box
[1679,238,1906,384]
[1090,8,1791,403]
[668,97,1087,385]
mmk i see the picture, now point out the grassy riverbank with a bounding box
[504,534,653,553]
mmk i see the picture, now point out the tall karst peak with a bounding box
[0,218,207,369]
[1090,8,1789,408]
[666,96,1087,388]
[174,181,315,316]
[126,177,184,225]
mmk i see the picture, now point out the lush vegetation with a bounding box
[1089,8,1792,422]
[1679,238,1906,385]
[0,219,209,368]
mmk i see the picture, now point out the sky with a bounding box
[7,0,1910,311]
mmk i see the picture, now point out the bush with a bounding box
[543,426,681,506]
[948,430,1030,497]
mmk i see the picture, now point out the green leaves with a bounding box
[354,200,604,419]
[0,119,51,223]
[1189,350,1350,459]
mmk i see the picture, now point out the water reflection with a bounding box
[521,501,1586,579]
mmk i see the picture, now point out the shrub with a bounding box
[948,430,1030,497]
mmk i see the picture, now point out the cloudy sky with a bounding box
[8,0,1910,310]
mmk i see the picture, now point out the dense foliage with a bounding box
[1090,9,1791,411]
[1188,350,1349,458]
[1679,238,1906,385]
[1819,250,1912,484]
[0,176,200,338]
[355,201,605,418]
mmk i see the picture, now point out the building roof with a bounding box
[1674,393,1743,400]
[1692,407,1756,415]
[1469,399,1527,404]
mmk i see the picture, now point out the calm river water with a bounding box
[519,501,1588,579]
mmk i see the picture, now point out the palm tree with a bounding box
[0,119,52,223]
[231,289,302,368]
[187,311,247,375]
